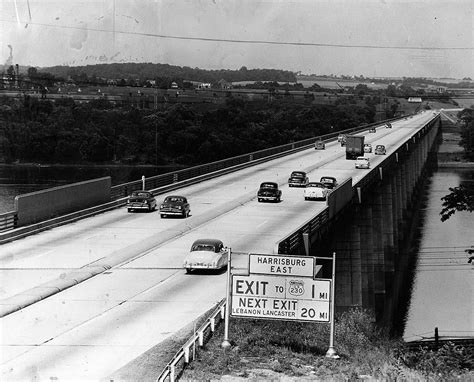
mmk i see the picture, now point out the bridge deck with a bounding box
[0,112,438,380]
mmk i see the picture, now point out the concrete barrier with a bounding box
[15,177,111,226]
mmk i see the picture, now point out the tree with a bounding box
[440,185,474,221]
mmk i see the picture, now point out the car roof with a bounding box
[291,171,306,175]
[164,195,186,200]
[357,156,369,160]
[307,182,326,187]
[191,238,223,247]
[376,144,385,148]
[261,182,277,187]
[132,190,152,195]
[320,176,336,181]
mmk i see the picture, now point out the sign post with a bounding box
[325,252,339,358]
[221,247,232,349]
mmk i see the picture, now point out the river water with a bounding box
[403,167,474,342]
[1,164,472,341]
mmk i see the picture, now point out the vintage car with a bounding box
[159,195,191,218]
[375,144,386,155]
[304,182,330,201]
[183,239,228,273]
[368,127,376,133]
[364,143,373,153]
[355,157,370,169]
[126,190,157,212]
[315,139,325,150]
[340,135,347,146]
[337,133,345,142]
[320,176,338,189]
[257,182,282,202]
[385,122,392,128]
[288,171,309,187]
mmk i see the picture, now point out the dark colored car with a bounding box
[160,195,190,218]
[288,171,309,187]
[127,190,157,212]
[315,139,325,150]
[257,182,282,202]
[385,122,392,128]
[319,176,338,189]
[368,127,376,133]
[375,144,386,155]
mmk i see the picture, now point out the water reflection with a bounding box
[403,168,474,342]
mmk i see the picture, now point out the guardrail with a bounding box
[0,211,17,232]
[1,116,405,241]
[157,299,226,382]
[276,206,330,255]
[110,117,401,201]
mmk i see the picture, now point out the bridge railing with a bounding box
[157,299,226,382]
[2,116,404,235]
[0,211,17,232]
[110,117,398,201]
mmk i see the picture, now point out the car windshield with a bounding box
[376,145,384,149]
[191,244,217,252]
[291,172,305,178]
[165,196,185,203]
[320,178,335,184]
[261,183,276,189]
[308,182,326,188]
[132,192,151,197]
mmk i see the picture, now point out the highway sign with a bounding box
[249,253,315,277]
[231,274,331,322]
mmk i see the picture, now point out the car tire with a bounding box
[185,268,192,274]
[305,197,308,200]
[258,198,262,202]
[128,208,132,213]
[161,214,166,218]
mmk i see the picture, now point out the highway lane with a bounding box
[0,111,438,380]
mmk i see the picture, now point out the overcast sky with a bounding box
[1,0,473,78]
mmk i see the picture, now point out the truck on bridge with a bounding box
[345,135,365,159]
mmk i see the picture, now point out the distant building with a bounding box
[197,82,211,89]
[218,79,232,90]
[408,97,422,103]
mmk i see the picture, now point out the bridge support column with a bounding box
[335,213,362,311]
[358,204,374,309]
[371,191,385,320]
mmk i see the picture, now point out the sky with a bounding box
[1,0,473,79]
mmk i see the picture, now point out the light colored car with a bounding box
[337,134,345,142]
[375,145,386,155]
[183,239,228,273]
[364,143,372,153]
[304,182,330,200]
[355,157,370,169]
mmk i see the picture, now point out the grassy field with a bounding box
[178,309,473,381]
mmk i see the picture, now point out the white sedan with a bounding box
[183,239,228,273]
[355,157,370,169]
[304,182,330,201]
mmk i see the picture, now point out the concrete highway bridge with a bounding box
[0,110,441,380]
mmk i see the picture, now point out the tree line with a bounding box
[1,96,375,166]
